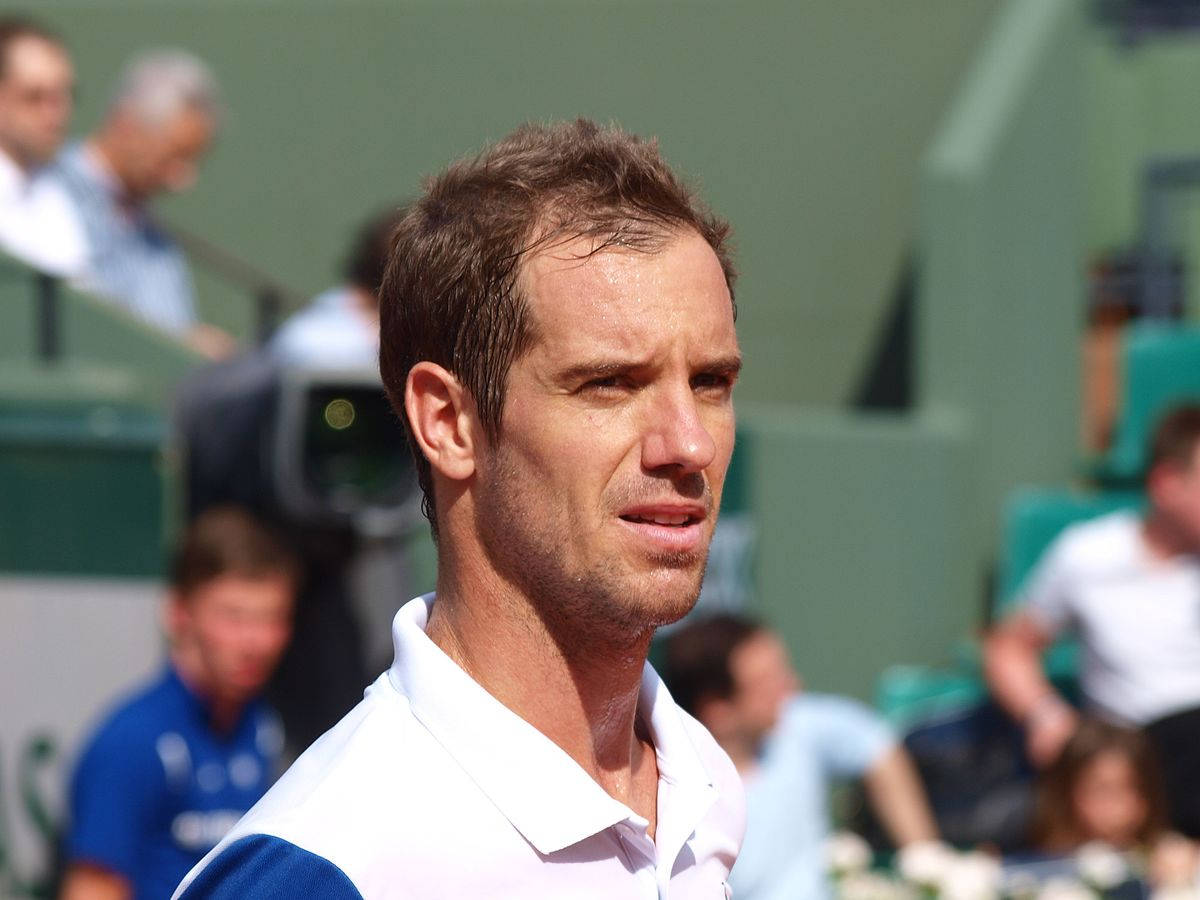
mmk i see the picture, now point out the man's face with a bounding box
[174,574,293,706]
[118,105,214,198]
[474,228,740,639]
[0,36,74,168]
[1152,444,1200,551]
[728,630,800,742]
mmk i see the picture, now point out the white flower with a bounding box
[838,871,916,900]
[1150,889,1200,900]
[1076,841,1129,889]
[1036,876,1098,900]
[1003,870,1041,900]
[826,831,873,875]
[896,839,957,887]
[940,852,1002,900]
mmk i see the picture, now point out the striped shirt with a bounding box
[52,143,196,336]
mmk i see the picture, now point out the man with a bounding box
[0,17,87,276]
[174,119,746,898]
[984,403,1200,837]
[665,614,938,900]
[61,506,296,900]
[53,49,234,359]
[270,205,406,370]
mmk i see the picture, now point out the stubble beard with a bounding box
[475,450,713,649]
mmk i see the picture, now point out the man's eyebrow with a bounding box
[555,354,744,383]
[701,354,743,377]
[554,360,644,383]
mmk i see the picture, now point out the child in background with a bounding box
[1035,718,1166,853]
[1034,718,1198,887]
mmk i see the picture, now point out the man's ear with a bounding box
[162,590,187,645]
[405,362,479,482]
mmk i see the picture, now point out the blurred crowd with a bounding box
[6,10,1200,900]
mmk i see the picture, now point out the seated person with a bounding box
[60,507,297,900]
[53,49,234,359]
[984,404,1200,838]
[270,205,405,370]
[0,17,87,276]
[1034,718,1197,889]
[663,613,938,900]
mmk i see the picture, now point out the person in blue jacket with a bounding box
[60,506,297,900]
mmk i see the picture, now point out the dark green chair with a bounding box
[1095,323,1200,486]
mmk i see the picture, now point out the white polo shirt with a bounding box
[1020,510,1200,725]
[173,594,744,899]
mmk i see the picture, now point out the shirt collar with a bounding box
[387,594,717,856]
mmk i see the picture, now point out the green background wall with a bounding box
[8,0,1127,704]
[39,0,999,408]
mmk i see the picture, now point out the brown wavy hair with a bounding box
[1034,718,1168,851]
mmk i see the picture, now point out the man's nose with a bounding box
[640,386,718,474]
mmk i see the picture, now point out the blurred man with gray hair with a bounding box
[55,48,234,359]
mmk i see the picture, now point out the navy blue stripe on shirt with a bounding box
[177,834,362,899]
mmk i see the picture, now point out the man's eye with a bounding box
[692,373,732,392]
[584,376,626,392]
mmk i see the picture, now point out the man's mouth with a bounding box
[619,512,701,527]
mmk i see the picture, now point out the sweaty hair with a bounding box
[1034,718,1167,851]
[661,613,762,718]
[109,48,220,127]
[378,118,736,533]
[171,506,299,597]
[343,204,406,297]
[0,16,64,81]
[1148,403,1200,477]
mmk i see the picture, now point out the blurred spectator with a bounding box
[53,48,234,359]
[60,507,297,900]
[1034,719,1167,853]
[270,204,405,370]
[1034,719,1198,889]
[984,404,1200,838]
[0,17,87,276]
[664,614,938,900]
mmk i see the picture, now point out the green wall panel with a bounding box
[38,0,997,408]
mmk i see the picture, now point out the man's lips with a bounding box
[617,504,708,553]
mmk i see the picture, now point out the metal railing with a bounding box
[26,221,301,365]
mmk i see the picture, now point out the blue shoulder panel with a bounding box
[177,834,362,899]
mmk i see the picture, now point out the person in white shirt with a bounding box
[985,404,1200,838]
[271,205,405,371]
[174,119,746,899]
[0,17,87,277]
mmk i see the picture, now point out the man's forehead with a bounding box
[517,228,731,324]
[4,36,70,79]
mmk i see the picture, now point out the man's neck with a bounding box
[170,649,243,735]
[427,563,659,829]
[1142,511,1193,562]
[0,142,32,176]
[717,735,760,776]
[86,134,136,201]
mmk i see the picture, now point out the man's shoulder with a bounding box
[176,679,456,893]
[77,671,179,762]
[175,833,363,899]
[1046,510,1142,571]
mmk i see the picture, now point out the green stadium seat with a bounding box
[1096,323,1200,485]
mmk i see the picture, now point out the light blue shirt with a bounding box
[732,694,895,900]
[52,143,196,336]
[270,287,378,371]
